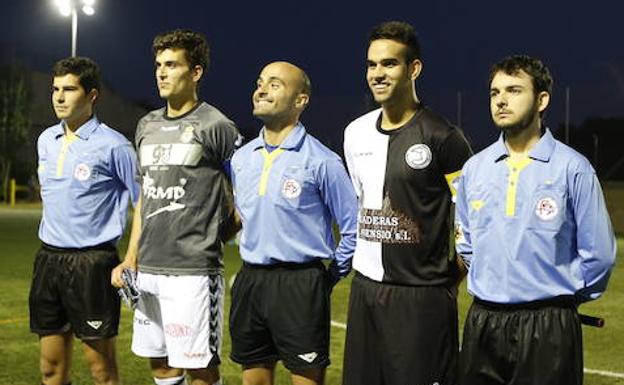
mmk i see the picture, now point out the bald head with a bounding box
[253,61,312,126]
[262,61,311,97]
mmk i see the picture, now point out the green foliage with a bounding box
[0,65,31,201]
[0,207,622,384]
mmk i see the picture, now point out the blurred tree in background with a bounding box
[0,64,31,202]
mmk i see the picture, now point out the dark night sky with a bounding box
[2,0,623,152]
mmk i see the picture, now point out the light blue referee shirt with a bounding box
[455,129,616,303]
[231,122,358,279]
[37,116,140,248]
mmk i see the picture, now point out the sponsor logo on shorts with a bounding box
[535,197,558,221]
[135,317,151,326]
[74,163,91,181]
[282,179,302,199]
[405,143,432,169]
[86,320,102,330]
[183,352,208,359]
[165,323,192,338]
[297,352,318,363]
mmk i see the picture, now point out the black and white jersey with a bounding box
[136,102,240,275]
[344,107,472,286]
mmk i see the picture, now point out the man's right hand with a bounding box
[111,259,137,288]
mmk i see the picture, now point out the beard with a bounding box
[496,102,540,137]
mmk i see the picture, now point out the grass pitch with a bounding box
[0,206,622,384]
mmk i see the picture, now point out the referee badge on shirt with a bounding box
[405,144,432,169]
[535,197,558,221]
[73,163,91,181]
[282,178,302,199]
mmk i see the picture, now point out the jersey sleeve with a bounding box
[454,168,473,268]
[318,158,358,280]
[36,133,48,184]
[133,117,146,185]
[111,143,141,206]
[572,171,616,302]
[202,119,242,173]
[343,127,362,198]
[439,128,473,201]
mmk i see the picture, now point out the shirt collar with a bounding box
[55,116,100,140]
[252,122,307,151]
[492,127,555,163]
[528,128,556,162]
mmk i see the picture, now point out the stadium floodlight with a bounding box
[82,5,95,15]
[52,0,96,57]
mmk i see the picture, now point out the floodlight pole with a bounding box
[456,91,462,128]
[564,86,570,144]
[71,7,78,57]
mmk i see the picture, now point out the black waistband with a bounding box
[41,242,116,253]
[474,295,577,311]
[243,260,324,270]
[354,271,452,288]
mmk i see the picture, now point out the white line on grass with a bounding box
[0,314,623,379]
[329,319,624,380]
[583,368,624,379]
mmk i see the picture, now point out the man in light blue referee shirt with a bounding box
[229,61,358,385]
[29,57,139,385]
[455,55,616,385]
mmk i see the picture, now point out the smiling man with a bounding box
[111,29,240,385]
[342,21,472,385]
[29,57,139,385]
[455,55,617,385]
[228,61,358,385]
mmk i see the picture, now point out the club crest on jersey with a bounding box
[73,163,91,181]
[535,197,558,221]
[180,126,195,143]
[282,179,302,199]
[405,144,432,169]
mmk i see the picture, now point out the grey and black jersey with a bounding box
[344,107,472,286]
[136,102,240,275]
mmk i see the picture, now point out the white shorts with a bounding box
[131,272,224,369]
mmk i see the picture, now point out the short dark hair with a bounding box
[368,21,421,63]
[153,29,210,72]
[300,70,312,98]
[52,57,101,93]
[489,55,553,96]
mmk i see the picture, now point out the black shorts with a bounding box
[343,272,459,385]
[229,261,330,371]
[29,243,121,340]
[459,297,583,385]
